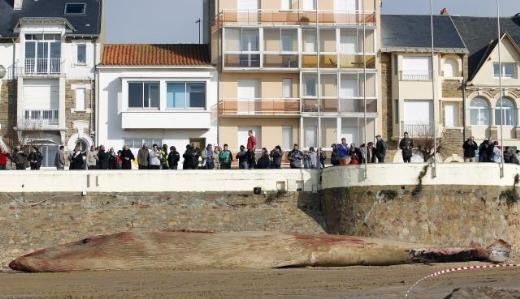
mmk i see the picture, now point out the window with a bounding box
[128,82,160,109]
[304,75,317,97]
[124,138,163,150]
[304,126,317,148]
[166,82,206,109]
[302,29,317,52]
[401,56,431,80]
[495,97,516,126]
[282,127,293,150]
[65,3,86,14]
[238,0,259,10]
[469,97,490,126]
[303,0,316,10]
[24,34,61,74]
[444,58,458,78]
[281,0,292,10]
[281,30,296,52]
[76,44,86,64]
[75,88,85,111]
[493,63,517,79]
[282,79,292,98]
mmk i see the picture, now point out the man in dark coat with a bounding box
[462,136,478,162]
[399,132,413,163]
[28,146,43,170]
[168,146,180,170]
[69,146,85,170]
[97,145,110,170]
[256,148,270,169]
[478,140,489,162]
[269,146,282,169]
[375,135,386,163]
[120,145,135,170]
[12,146,27,170]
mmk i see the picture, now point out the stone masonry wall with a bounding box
[0,192,324,270]
[0,80,18,148]
[64,80,95,145]
[380,53,393,143]
[322,185,520,255]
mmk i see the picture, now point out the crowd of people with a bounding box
[463,136,520,164]
[0,130,388,170]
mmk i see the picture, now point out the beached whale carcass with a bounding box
[8,231,511,272]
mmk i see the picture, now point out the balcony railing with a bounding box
[302,98,378,113]
[21,109,59,130]
[219,98,300,116]
[401,122,434,138]
[400,71,432,81]
[24,58,62,76]
[216,9,376,26]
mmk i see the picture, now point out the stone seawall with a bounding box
[0,192,324,270]
[321,185,520,254]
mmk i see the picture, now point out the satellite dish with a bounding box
[0,65,6,79]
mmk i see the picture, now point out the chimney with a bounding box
[13,0,23,10]
[440,8,449,15]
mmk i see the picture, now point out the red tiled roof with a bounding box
[101,44,210,66]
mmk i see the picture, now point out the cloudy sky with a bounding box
[104,0,520,43]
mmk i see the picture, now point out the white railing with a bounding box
[24,58,62,75]
[22,109,59,129]
[216,9,376,26]
[402,122,434,138]
[400,71,432,81]
[219,98,300,116]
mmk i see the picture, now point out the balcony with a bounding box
[20,109,60,130]
[402,122,434,138]
[302,98,378,114]
[218,98,300,116]
[216,9,376,27]
[23,58,62,77]
[121,111,211,129]
[400,71,432,81]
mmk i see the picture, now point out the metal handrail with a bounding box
[218,98,300,115]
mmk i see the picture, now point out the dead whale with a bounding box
[8,231,511,272]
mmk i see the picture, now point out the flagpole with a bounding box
[430,0,437,177]
[496,0,505,178]
[362,3,368,179]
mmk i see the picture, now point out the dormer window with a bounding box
[65,3,86,15]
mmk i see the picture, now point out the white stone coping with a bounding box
[322,163,520,189]
[0,169,320,193]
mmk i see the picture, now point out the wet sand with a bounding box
[1,263,519,298]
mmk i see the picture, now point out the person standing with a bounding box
[246,130,256,169]
[183,144,194,169]
[69,145,85,170]
[201,144,215,169]
[306,147,318,169]
[86,146,98,170]
[160,144,169,170]
[97,145,110,170]
[54,145,65,170]
[218,144,233,170]
[137,144,150,170]
[463,136,478,163]
[236,145,249,169]
[375,135,386,163]
[120,145,135,170]
[28,146,43,170]
[256,148,270,169]
[319,148,326,169]
[399,132,414,163]
[330,144,339,166]
[288,144,304,169]
[0,146,10,170]
[269,146,282,169]
[148,144,162,170]
[337,138,350,166]
[12,146,27,170]
[167,146,180,170]
[478,140,489,162]
[492,141,502,163]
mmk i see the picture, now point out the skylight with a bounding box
[65,3,86,15]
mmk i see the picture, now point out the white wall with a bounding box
[0,169,319,193]
[96,67,218,155]
[0,43,14,78]
[322,163,520,189]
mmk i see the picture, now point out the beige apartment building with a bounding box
[213,0,380,152]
